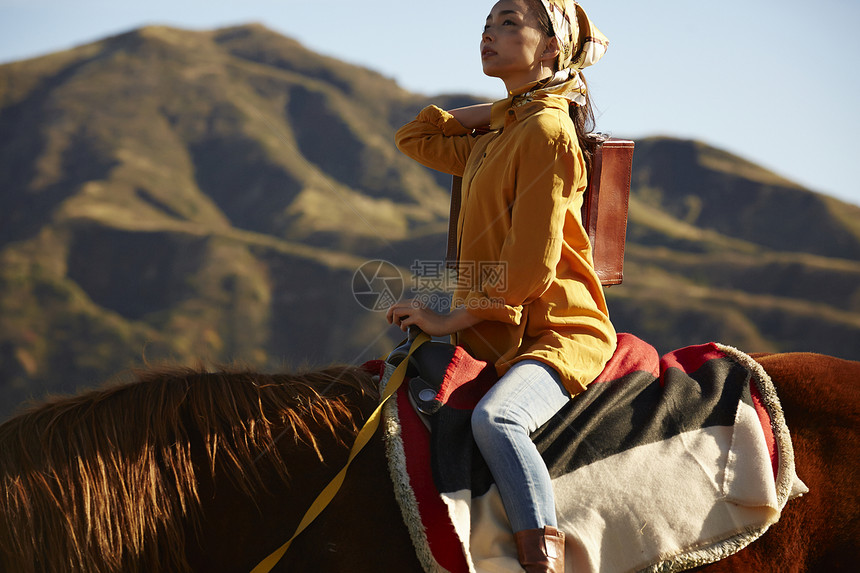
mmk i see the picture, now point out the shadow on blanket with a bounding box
[380,333,807,573]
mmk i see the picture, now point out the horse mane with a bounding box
[0,363,379,573]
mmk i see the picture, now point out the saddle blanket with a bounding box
[369,333,808,573]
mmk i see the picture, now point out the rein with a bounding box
[249,331,430,573]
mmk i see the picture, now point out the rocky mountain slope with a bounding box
[1,24,858,420]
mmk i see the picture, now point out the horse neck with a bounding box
[0,366,381,573]
[185,389,380,571]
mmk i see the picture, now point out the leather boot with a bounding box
[514,525,565,572]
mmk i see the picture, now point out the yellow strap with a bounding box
[250,331,430,573]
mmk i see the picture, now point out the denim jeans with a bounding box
[471,359,570,533]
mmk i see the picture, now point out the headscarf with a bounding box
[534,0,609,106]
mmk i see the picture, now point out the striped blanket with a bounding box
[376,333,807,573]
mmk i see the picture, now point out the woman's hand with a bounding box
[386,299,452,337]
[386,299,483,337]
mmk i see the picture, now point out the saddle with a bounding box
[386,329,454,421]
[379,333,808,573]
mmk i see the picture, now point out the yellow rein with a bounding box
[249,331,430,573]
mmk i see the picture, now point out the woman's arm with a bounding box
[395,105,480,176]
[448,104,493,130]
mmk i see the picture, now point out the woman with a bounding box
[386,1,616,570]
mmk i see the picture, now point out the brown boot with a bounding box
[514,525,565,572]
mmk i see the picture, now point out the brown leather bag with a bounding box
[445,136,634,286]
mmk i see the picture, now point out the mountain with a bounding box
[1,24,859,420]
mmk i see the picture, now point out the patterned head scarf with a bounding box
[536,0,608,106]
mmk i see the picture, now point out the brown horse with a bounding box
[0,352,857,573]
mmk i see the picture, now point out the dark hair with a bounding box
[526,0,597,174]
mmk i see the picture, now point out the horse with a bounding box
[0,351,857,573]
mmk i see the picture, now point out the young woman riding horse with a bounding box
[387,1,613,570]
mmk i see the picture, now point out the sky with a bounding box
[2,0,859,207]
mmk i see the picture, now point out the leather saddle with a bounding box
[386,329,455,420]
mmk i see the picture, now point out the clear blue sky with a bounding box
[2,0,859,207]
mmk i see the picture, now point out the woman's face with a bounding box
[481,0,551,88]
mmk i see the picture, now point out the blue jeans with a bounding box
[471,359,570,533]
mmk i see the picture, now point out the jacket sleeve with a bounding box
[395,105,478,177]
[459,121,584,324]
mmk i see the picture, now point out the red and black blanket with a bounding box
[368,333,807,573]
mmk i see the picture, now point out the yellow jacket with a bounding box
[395,89,616,395]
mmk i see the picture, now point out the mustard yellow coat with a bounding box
[395,91,616,395]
